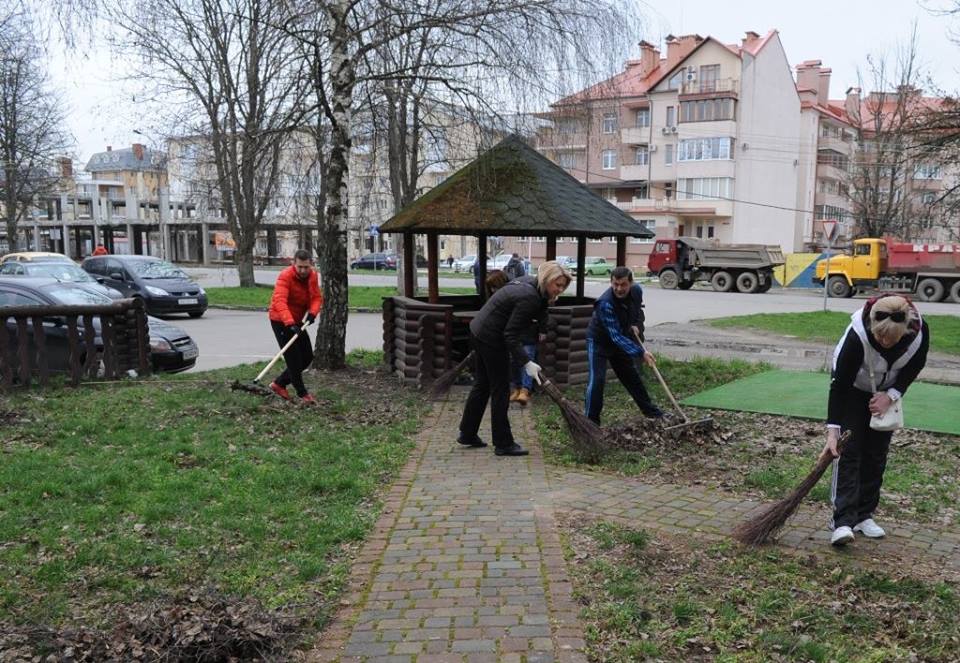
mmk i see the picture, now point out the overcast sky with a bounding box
[48,0,960,163]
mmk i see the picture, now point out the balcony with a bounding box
[680,78,739,97]
[620,164,649,181]
[621,127,651,144]
[817,163,848,182]
[619,197,734,217]
[536,132,588,150]
[814,191,850,211]
[819,132,853,154]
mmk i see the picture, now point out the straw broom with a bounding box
[429,350,475,399]
[732,430,851,546]
[535,375,606,457]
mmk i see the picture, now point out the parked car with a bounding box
[569,256,612,276]
[487,254,512,271]
[0,277,199,374]
[453,255,476,272]
[554,255,576,270]
[0,251,75,264]
[351,252,397,270]
[82,255,208,318]
[0,260,123,299]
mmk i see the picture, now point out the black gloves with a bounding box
[288,324,301,336]
[305,312,316,324]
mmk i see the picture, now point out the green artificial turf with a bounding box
[682,369,960,435]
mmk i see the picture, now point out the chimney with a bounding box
[795,60,821,95]
[665,33,702,64]
[58,157,73,178]
[845,87,862,120]
[817,68,832,106]
[741,30,761,49]
[132,143,145,160]
[638,40,660,74]
[106,145,112,151]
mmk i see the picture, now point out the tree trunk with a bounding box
[313,0,352,370]
[236,251,256,287]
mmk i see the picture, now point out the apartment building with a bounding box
[523,30,804,269]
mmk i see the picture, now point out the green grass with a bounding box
[707,311,960,356]
[568,522,960,662]
[205,285,476,309]
[0,350,424,634]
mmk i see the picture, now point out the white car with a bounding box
[487,254,512,270]
[453,255,477,272]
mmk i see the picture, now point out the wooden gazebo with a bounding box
[379,135,654,387]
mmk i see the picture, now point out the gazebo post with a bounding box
[427,232,439,303]
[478,233,488,300]
[403,231,415,297]
[616,236,627,268]
[576,236,586,297]
[546,236,557,261]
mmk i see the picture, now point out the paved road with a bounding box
[174,266,959,373]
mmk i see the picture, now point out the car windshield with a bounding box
[44,286,113,305]
[27,263,96,282]
[129,260,189,279]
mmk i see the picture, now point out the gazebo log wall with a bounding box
[383,295,595,389]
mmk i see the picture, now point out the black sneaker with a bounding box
[457,435,487,448]
[644,407,666,419]
[494,443,529,457]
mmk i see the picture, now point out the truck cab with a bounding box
[646,239,678,277]
[814,238,886,297]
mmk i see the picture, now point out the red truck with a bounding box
[647,237,785,293]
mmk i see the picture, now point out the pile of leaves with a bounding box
[0,594,302,662]
[602,413,733,452]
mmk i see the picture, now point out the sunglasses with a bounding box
[874,310,906,322]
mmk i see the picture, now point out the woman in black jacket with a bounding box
[457,260,572,456]
[824,294,929,546]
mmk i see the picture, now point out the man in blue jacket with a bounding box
[585,266,663,424]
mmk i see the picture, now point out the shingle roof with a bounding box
[85,147,166,173]
[380,135,654,238]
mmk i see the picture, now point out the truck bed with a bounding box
[887,242,960,272]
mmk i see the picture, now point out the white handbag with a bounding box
[868,363,904,431]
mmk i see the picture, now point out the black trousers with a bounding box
[584,339,657,425]
[270,320,313,397]
[459,336,515,449]
[830,388,893,528]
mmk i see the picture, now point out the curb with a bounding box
[209,304,381,314]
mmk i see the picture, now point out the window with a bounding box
[556,118,579,133]
[678,137,732,161]
[922,192,937,204]
[634,183,649,199]
[636,108,650,127]
[666,106,676,127]
[635,146,649,165]
[602,112,618,134]
[679,98,734,122]
[855,243,871,256]
[668,71,682,90]
[914,163,942,180]
[630,219,656,243]
[677,178,734,200]
[0,289,43,306]
[601,149,617,170]
[557,152,578,169]
[695,225,703,238]
[699,64,720,92]
[664,144,674,165]
[707,225,715,238]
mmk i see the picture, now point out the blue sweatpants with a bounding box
[584,338,657,424]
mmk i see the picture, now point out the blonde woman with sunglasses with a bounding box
[823,294,929,546]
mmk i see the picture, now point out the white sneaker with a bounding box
[853,518,886,538]
[830,526,855,546]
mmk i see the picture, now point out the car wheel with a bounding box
[827,276,851,298]
[735,271,759,293]
[949,280,960,304]
[711,271,734,292]
[916,278,944,302]
[658,269,679,290]
[188,311,204,318]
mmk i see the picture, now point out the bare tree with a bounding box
[0,9,71,252]
[292,0,640,369]
[111,0,307,285]
[844,27,947,240]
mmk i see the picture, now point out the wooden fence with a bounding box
[0,298,151,389]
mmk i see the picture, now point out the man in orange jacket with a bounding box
[267,249,323,403]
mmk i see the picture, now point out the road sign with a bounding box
[821,219,838,241]
[369,224,380,237]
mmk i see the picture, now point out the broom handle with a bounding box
[255,312,311,384]
[632,330,688,422]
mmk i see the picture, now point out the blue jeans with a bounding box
[511,344,537,390]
